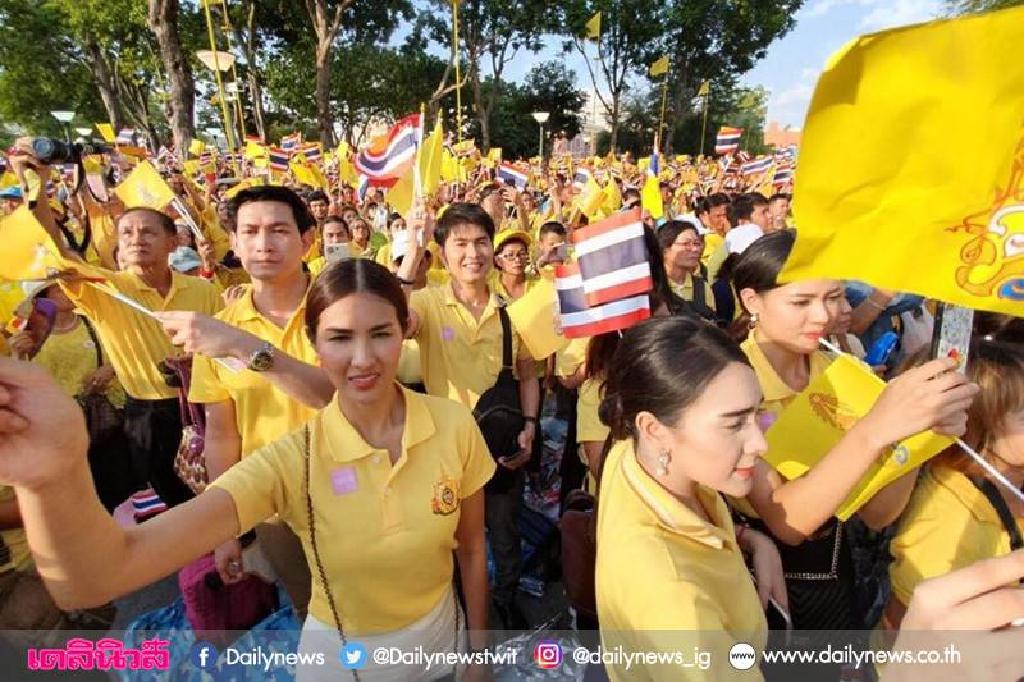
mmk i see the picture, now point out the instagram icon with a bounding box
[534,641,563,670]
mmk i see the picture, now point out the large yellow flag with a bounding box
[0,208,62,281]
[114,161,175,209]
[764,353,952,520]
[585,12,601,40]
[96,124,116,143]
[641,173,663,220]
[506,276,568,359]
[782,6,1024,315]
[421,119,444,195]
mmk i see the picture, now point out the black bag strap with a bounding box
[692,274,707,311]
[971,477,1023,551]
[497,305,513,371]
[80,315,103,370]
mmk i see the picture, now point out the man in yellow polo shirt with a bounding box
[397,201,540,630]
[27,187,220,508]
[154,186,336,613]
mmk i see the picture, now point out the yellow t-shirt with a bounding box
[409,285,524,410]
[701,232,724,267]
[596,439,767,681]
[61,264,222,400]
[32,319,126,406]
[0,486,31,572]
[889,465,1024,607]
[555,337,589,378]
[209,388,496,633]
[189,288,319,457]
[490,272,540,304]
[576,377,609,444]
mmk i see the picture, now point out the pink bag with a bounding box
[178,554,278,648]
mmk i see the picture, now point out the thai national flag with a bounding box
[572,208,653,307]
[268,147,291,171]
[741,157,773,176]
[357,174,370,201]
[281,133,302,152]
[355,113,422,187]
[715,126,742,155]
[302,142,322,163]
[130,488,167,521]
[555,263,651,338]
[116,128,136,145]
[573,168,591,189]
[497,163,528,190]
[773,165,794,186]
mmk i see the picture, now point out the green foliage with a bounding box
[946,0,1022,12]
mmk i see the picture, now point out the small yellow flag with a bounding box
[244,140,267,160]
[697,80,711,97]
[114,161,176,209]
[783,6,1024,315]
[0,208,62,281]
[764,353,952,520]
[585,11,601,40]
[507,277,569,359]
[96,124,116,143]
[189,139,206,157]
[649,56,669,77]
[420,119,445,195]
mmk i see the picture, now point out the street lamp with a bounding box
[197,49,238,151]
[532,111,550,159]
[75,127,93,138]
[51,110,75,143]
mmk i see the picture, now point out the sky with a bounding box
[482,0,948,130]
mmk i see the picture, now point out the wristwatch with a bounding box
[246,341,276,372]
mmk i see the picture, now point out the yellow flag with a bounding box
[649,55,669,77]
[114,161,175,209]
[697,80,711,98]
[0,208,62,281]
[783,6,1024,314]
[387,167,416,218]
[441,149,460,182]
[487,147,502,163]
[585,11,601,40]
[289,157,327,189]
[579,175,605,219]
[602,176,622,214]
[507,277,569,359]
[420,119,444,195]
[0,172,17,190]
[641,174,663,220]
[764,353,952,520]
[244,140,267,160]
[96,124,116,143]
[224,177,267,199]
[189,139,206,157]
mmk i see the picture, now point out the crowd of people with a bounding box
[0,133,1022,682]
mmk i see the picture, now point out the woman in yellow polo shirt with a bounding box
[491,229,536,303]
[886,319,1024,629]
[658,220,716,320]
[595,316,778,681]
[729,230,977,633]
[0,259,495,681]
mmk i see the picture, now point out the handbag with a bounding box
[559,488,597,620]
[471,306,525,492]
[167,356,208,494]
[76,317,124,444]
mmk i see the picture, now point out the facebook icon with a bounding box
[191,641,218,670]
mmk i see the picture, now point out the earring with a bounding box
[749,312,759,328]
[657,449,672,476]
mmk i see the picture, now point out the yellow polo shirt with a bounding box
[490,272,540,304]
[209,388,496,633]
[410,285,523,410]
[701,232,724,267]
[669,273,716,312]
[555,337,589,378]
[61,264,221,400]
[577,377,609,444]
[189,289,319,456]
[889,465,1024,607]
[596,440,767,681]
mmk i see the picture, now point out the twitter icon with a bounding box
[340,642,368,670]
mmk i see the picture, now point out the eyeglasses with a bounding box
[499,252,529,261]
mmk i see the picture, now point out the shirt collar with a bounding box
[322,386,436,464]
[618,442,732,549]
[741,331,832,404]
[234,281,311,329]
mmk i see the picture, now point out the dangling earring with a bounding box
[749,312,760,329]
[657,449,672,476]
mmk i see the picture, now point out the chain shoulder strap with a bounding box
[303,425,360,682]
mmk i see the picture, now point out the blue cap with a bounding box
[0,186,23,200]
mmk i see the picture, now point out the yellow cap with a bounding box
[494,229,532,253]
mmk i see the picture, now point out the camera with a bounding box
[28,138,112,165]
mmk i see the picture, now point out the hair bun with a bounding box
[599,392,630,440]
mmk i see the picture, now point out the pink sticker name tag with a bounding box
[441,326,456,342]
[330,467,358,495]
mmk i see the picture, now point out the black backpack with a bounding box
[472,306,525,492]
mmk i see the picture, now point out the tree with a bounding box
[557,0,665,153]
[148,0,194,155]
[424,0,552,151]
[521,61,585,141]
[644,1,803,154]
[301,0,352,147]
[946,0,1022,12]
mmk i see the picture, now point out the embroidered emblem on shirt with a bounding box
[431,477,459,515]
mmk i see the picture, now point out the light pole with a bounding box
[532,111,549,160]
[51,110,75,144]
